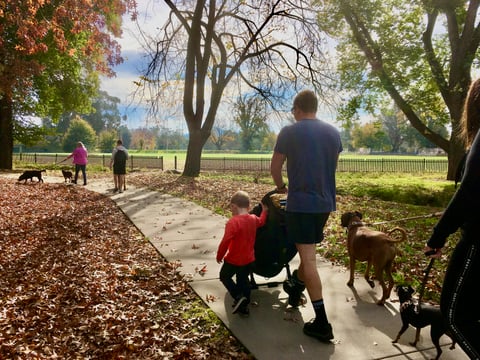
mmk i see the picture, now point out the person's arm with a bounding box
[271,151,287,192]
[216,220,234,263]
[109,149,116,168]
[257,202,268,227]
[426,131,480,251]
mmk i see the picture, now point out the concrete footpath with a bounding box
[91,182,467,360]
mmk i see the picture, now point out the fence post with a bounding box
[174,156,177,170]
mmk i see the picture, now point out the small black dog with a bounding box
[393,285,455,360]
[18,170,46,183]
[61,169,73,183]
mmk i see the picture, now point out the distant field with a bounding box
[127,151,448,170]
[129,151,448,161]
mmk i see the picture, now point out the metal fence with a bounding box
[14,153,448,173]
[201,157,448,173]
[13,153,164,170]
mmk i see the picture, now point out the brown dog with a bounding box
[341,211,407,305]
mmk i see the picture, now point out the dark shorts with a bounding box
[286,212,330,245]
[113,163,126,175]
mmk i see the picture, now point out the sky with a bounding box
[99,1,341,132]
[99,1,170,130]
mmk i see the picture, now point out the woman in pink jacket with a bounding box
[66,141,88,185]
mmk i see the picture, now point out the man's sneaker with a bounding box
[232,297,247,314]
[303,320,333,342]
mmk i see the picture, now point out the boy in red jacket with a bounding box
[216,191,267,316]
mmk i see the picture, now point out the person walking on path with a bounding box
[270,89,343,342]
[65,141,88,185]
[424,78,480,359]
[216,191,268,317]
[109,139,129,193]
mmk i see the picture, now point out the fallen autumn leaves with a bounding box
[0,178,251,359]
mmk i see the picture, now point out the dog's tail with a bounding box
[41,169,46,173]
[387,227,407,242]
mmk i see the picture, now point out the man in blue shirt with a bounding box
[271,89,343,342]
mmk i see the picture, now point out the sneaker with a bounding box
[237,304,250,317]
[232,297,247,314]
[119,189,123,193]
[113,188,119,193]
[303,320,333,342]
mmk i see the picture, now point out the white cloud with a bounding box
[100,1,169,128]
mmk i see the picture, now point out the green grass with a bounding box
[336,172,455,207]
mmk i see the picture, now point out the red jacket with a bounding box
[216,211,267,266]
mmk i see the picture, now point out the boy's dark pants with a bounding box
[219,261,252,303]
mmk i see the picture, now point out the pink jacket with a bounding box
[71,146,88,165]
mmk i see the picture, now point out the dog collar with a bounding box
[348,221,364,229]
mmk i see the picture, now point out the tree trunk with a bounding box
[0,95,14,170]
[182,128,210,177]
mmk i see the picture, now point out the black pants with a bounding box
[74,164,87,185]
[219,261,251,303]
[440,233,480,359]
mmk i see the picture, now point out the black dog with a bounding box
[61,169,73,183]
[393,285,455,360]
[18,170,46,183]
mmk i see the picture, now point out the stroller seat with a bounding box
[249,190,297,288]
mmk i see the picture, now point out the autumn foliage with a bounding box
[0,178,250,359]
[0,0,137,169]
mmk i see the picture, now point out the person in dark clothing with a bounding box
[109,139,129,193]
[425,78,480,359]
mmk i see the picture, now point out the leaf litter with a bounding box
[0,178,251,359]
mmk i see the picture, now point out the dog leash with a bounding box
[416,253,436,313]
[366,212,443,226]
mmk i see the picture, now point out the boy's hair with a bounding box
[230,191,250,208]
[293,90,318,113]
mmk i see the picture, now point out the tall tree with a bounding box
[317,0,480,179]
[234,94,269,152]
[376,104,409,152]
[139,0,331,177]
[83,90,123,133]
[0,0,135,169]
[62,117,97,152]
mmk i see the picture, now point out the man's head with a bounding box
[117,139,123,146]
[292,90,318,116]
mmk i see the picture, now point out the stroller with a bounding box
[249,190,297,289]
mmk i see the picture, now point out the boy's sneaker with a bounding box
[232,297,247,314]
[303,320,333,342]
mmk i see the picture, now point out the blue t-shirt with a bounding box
[274,119,343,213]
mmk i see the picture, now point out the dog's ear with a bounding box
[355,211,362,219]
[340,212,352,228]
[408,285,414,295]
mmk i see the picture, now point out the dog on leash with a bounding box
[61,169,73,183]
[393,285,455,360]
[18,170,46,183]
[341,211,407,305]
